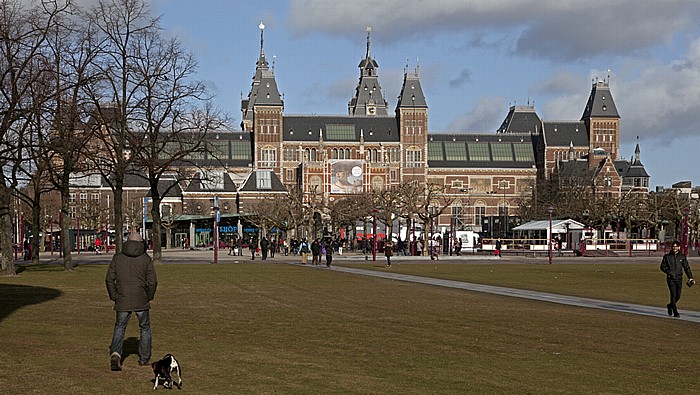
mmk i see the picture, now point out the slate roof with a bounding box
[396,71,427,109]
[185,171,238,193]
[238,169,287,192]
[556,160,593,179]
[497,105,541,134]
[282,115,399,143]
[427,133,536,169]
[146,177,183,198]
[542,121,588,147]
[582,80,619,119]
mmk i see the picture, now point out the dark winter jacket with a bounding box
[660,251,693,281]
[106,240,157,311]
[311,240,322,256]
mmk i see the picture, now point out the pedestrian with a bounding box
[325,242,333,267]
[311,238,322,265]
[237,237,243,256]
[250,238,257,260]
[105,232,157,371]
[385,240,393,267]
[299,238,310,264]
[260,237,269,260]
[455,238,462,256]
[95,237,102,255]
[555,236,563,257]
[228,237,235,255]
[495,238,502,257]
[660,240,694,318]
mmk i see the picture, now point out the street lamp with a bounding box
[372,209,378,262]
[547,206,554,265]
[683,206,690,256]
[500,180,507,238]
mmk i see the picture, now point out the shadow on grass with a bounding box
[121,337,141,363]
[0,283,62,323]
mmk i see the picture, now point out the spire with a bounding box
[241,22,283,130]
[349,27,387,116]
[634,137,641,164]
[366,27,371,60]
[257,22,268,69]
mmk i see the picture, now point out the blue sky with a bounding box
[148,0,700,189]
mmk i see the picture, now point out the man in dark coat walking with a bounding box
[260,237,269,260]
[311,238,322,265]
[660,240,694,318]
[106,232,157,371]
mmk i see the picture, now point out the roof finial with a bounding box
[259,22,265,57]
[366,27,371,59]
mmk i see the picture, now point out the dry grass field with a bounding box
[2,261,700,394]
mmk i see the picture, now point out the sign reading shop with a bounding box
[196,225,238,233]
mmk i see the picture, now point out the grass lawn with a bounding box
[343,262,700,311]
[2,262,700,394]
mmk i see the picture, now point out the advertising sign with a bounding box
[330,160,363,194]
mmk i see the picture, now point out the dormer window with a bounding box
[256,170,272,190]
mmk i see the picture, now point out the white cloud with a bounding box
[446,97,506,132]
[289,0,700,60]
[615,37,700,145]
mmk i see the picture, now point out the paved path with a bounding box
[36,249,700,323]
[304,263,700,324]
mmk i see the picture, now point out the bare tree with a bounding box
[415,183,454,256]
[127,25,224,264]
[0,0,69,275]
[371,187,400,241]
[82,0,159,253]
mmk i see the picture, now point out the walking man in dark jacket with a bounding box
[311,238,322,265]
[106,232,157,371]
[660,240,694,318]
[260,237,269,260]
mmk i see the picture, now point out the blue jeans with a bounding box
[109,310,152,364]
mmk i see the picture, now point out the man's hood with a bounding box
[123,240,146,257]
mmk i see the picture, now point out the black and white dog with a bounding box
[151,354,182,390]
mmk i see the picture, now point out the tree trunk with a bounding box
[150,196,163,265]
[0,188,16,276]
[31,193,41,265]
[60,186,73,271]
[112,172,125,253]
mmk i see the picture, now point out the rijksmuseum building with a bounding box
[69,27,650,247]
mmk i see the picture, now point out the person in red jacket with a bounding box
[660,240,694,318]
[106,232,157,371]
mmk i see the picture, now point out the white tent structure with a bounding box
[512,219,585,250]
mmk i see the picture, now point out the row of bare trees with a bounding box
[518,177,700,244]
[250,182,455,255]
[1,0,224,275]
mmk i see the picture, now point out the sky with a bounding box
[144,0,700,189]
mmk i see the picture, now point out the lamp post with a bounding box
[683,206,690,256]
[547,206,554,265]
[372,209,378,262]
[213,196,220,264]
[500,181,507,238]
